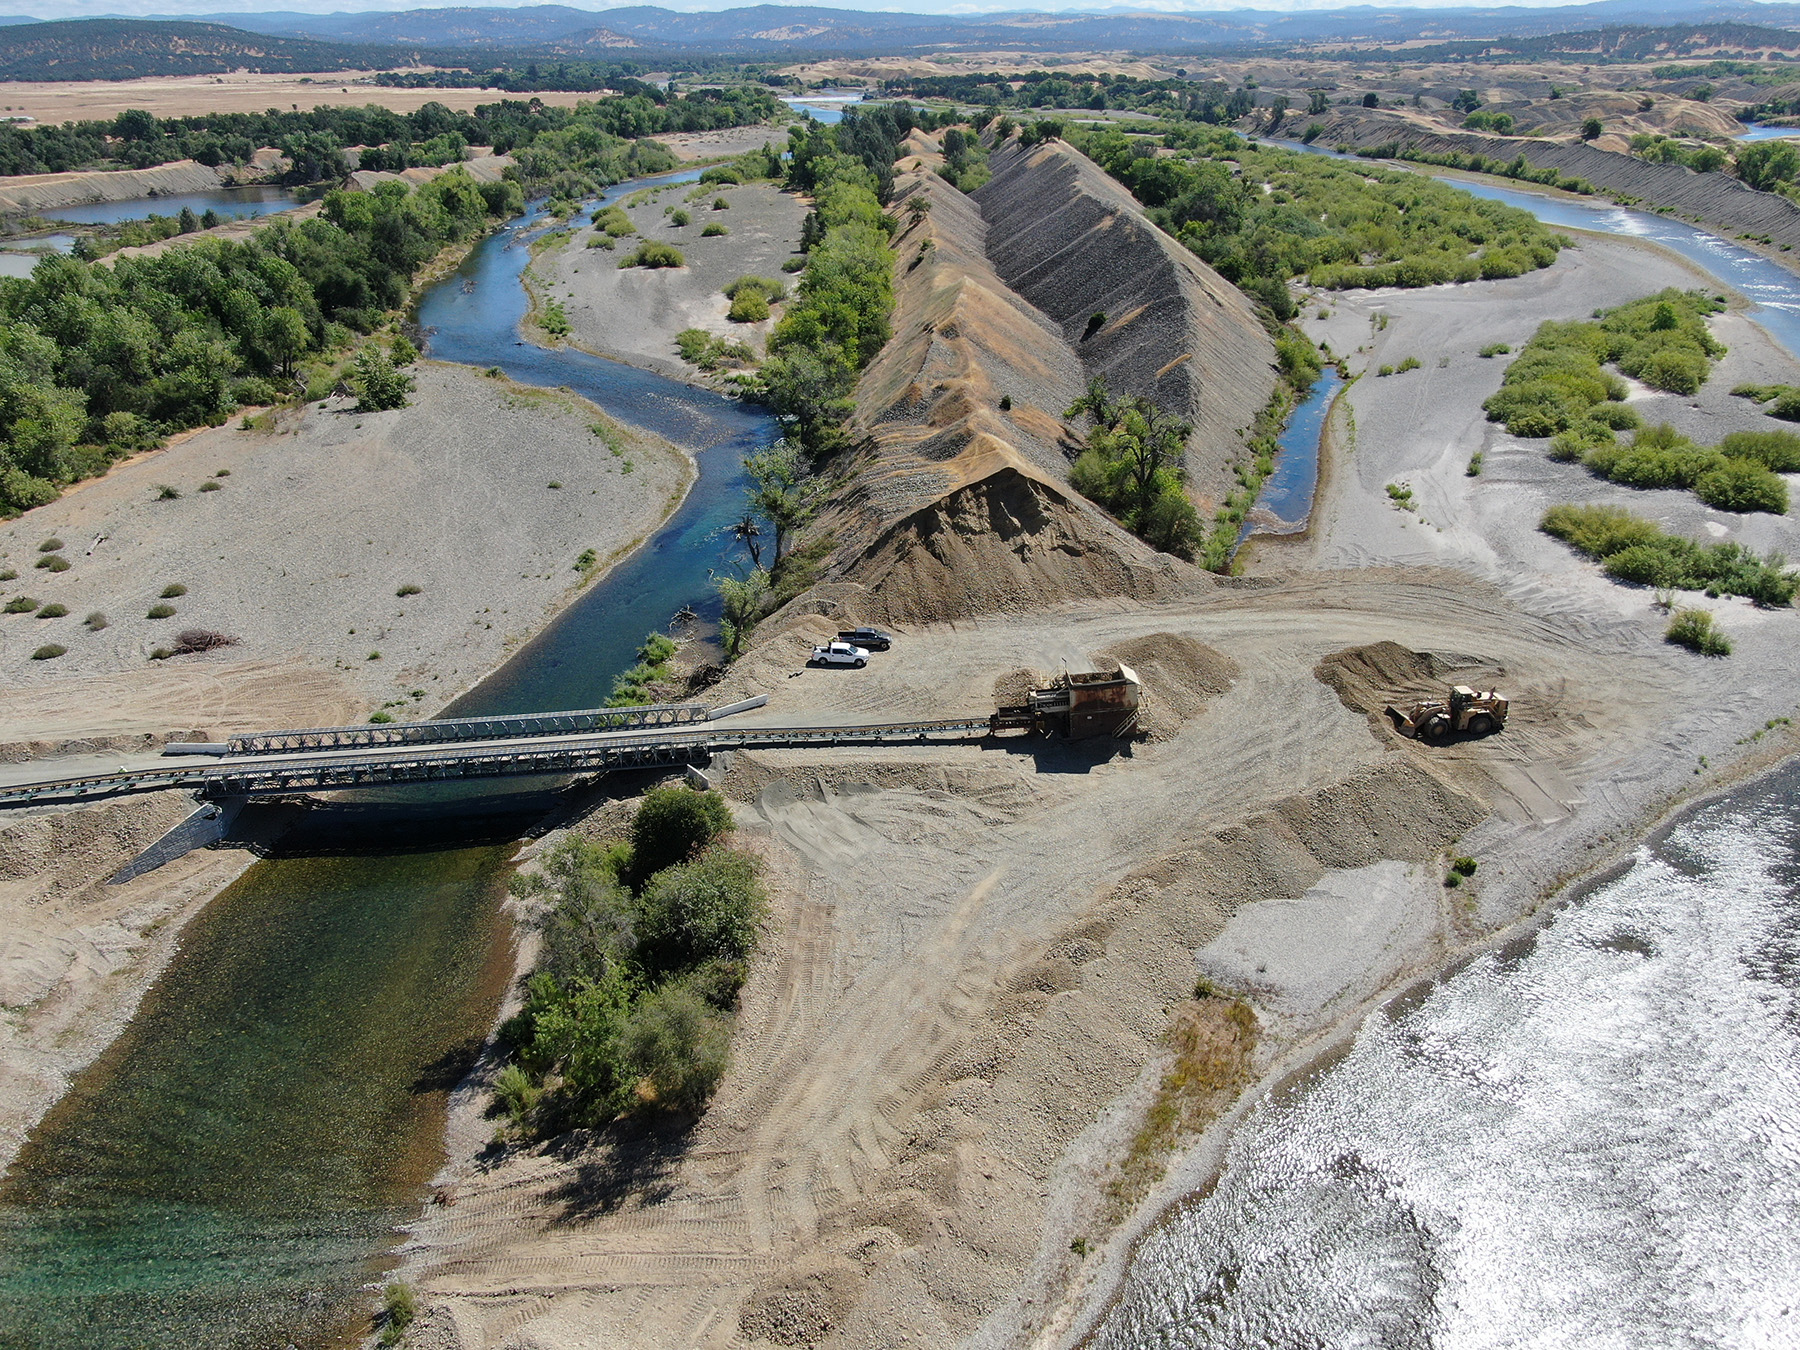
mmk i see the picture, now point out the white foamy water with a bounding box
[1095,776,1800,1350]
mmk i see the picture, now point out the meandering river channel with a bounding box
[0,169,774,1349]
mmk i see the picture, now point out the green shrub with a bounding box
[1666,608,1731,656]
[0,569,13,582]
[147,603,176,619]
[369,711,395,724]
[149,647,172,660]
[378,1282,418,1348]
[37,602,67,618]
[1479,343,1511,357]
[727,290,770,323]
[621,983,730,1111]
[1695,458,1790,514]
[724,275,786,304]
[199,480,221,492]
[670,208,691,227]
[1717,429,1800,471]
[588,233,616,249]
[1451,856,1478,876]
[620,242,684,268]
[634,849,768,980]
[160,583,187,598]
[85,612,106,630]
[701,223,729,237]
[712,196,731,210]
[30,643,65,660]
[1542,503,1799,605]
[35,554,70,572]
[1540,503,1665,558]
[595,206,635,237]
[1395,356,1422,373]
[37,538,62,552]
[156,484,181,500]
[781,255,807,273]
[351,346,413,412]
[3,596,37,613]
[1587,402,1642,431]
[630,785,733,880]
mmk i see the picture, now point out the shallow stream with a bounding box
[0,170,775,1348]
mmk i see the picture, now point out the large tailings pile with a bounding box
[976,139,1277,505]
[792,136,1192,626]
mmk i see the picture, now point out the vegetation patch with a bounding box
[1541,503,1798,605]
[1486,291,1727,439]
[1072,124,1564,296]
[607,632,679,706]
[30,643,65,660]
[619,242,685,269]
[1573,422,1790,514]
[1666,608,1732,656]
[495,786,764,1137]
[1064,378,1204,560]
[675,328,756,372]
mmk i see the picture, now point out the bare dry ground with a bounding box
[655,125,796,163]
[0,72,593,125]
[391,157,1800,1350]
[538,181,808,381]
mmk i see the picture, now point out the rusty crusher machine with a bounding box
[990,665,1142,740]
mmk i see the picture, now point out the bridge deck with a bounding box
[0,718,999,810]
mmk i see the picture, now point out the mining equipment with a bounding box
[991,665,1141,739]
[1386,684,1509,741]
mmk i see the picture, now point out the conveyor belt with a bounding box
[0,718,998,809]
[226,701,709,754]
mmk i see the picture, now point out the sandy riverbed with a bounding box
[0,358,693,1175]
[534,180,808,381]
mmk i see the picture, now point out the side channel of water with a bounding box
[0,169,776,1349]
[1095,148,1800,1347]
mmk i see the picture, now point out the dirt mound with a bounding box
[1102,633,1237,739]
[838,462,1177,625]
[1313,640,1442,717]
[0,158,222,214]
[739,1257,864,1346]
[975,139,1277,506]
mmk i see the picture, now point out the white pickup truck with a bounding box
[809,640,869,668]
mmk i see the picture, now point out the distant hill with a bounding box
[0,18,429,80]
[1317,19,1800,61]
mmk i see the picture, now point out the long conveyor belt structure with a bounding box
[0,718,999,810]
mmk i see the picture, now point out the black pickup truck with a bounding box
[837,627,894,652]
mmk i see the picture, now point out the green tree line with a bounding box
[0,169,520,516]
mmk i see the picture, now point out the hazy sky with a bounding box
[7,0,1689,19]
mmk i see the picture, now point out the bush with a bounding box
[701,223,729,237]
[156,484,181,500]
[727,290,770,323]
[37,538,62,552]
[396,582,422,596]
[634,850,768,980]
[620,242,684,268]
[35,554,70,572]
[85,612,107,630]
[670,208,691,227]
[1666,608,1731,656]
[1717,429,1800,471]
[37,603,67,618]
[1588,402,1642,431]
[379,1282,418,1348]
[724,275,786,304]
[351,346,413,412]
[172,628,237,654]
[30,643,65,660]
[1540,503,1665,558]
[712,196,731,210]
[1479,343,1512,358]
[621,983,730,1111]
[146,603,176,619]
[1543,503,1799,605]
[1695,459,1790,514]
[3,595,37,613]
[630,785,733,880]
[160,583,187,598]
[781,255,807,273]
[199,480,221,492]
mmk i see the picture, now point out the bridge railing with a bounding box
[225,702,710,754]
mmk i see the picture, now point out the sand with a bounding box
[0,72,594,126]
[654,124,796,164]
[536,181,809,382]
[387,167,1800,1350]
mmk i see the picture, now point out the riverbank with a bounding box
[0,358,694,1182]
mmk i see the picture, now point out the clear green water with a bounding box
[0,842,515,1349]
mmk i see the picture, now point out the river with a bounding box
[0,185,308,277]
[1093,150,1800,1348]
[0,169,774,1349]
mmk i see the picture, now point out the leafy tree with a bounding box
[634,850,769,981]
[717,568,769,660]
[1736,139,1800,192]
[622,983,731,1110]
[261,306,310,379]
[731,512,763,567]
[630,785,734,881]
[1582,117,1604,140]
[743,440,822,563]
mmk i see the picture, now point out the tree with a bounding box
[1362,92,1380,109]
[622,984,730,1110]
[633,850,769,980]
[731,512,763,567]
[630,785,733,881]
[351,346,413,412]
[1581,118,1604,140]
[1064,375,1117,428]
[716,568,769,660]
[261,306,309,379]
[1308,90,1331,116]
[1736,140,1800,192]
[743,439,821,562]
